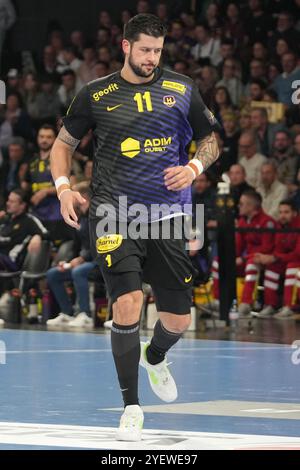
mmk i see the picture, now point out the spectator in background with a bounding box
[212,190,276,317]
[98,10,113,30]
[35,75,61,126]
[92,61,109,79]
[267,61,282,84]
[239,107,252,132]
[98,46,122,73]
[6,68,22,95]
[195,65,218,108]
[192,172,217,226]
[164,20,194,63]
[257,162,288,218]
[250,107,279,156]
[248,78,267,102]
[191,23,221,66]
[0,137,28,198]
[212,86,236,125]
[0,93,34,147]
[59,45,82,76]
[70,30,85,56]
[136,0,150,14]
[229,163,254,214]
[22,124,72,244]
[216,38,235,76]
[263,88,278,103]
[48,29,65,68]
[269,130,297,185]
[155,2,169,24]
[274,37,292,61]
[273,52,300,104]
[95,27,111,49]
[57,69,81,114]
[246,0,273,44]
[46,190,96,328]
[219,111,240,170]
[253,200,300,319]
[0,188,47,273]
[268,11,300,51]
[244,59,267,96]
[40,45,60,83]
[78,45,97,84]
[216,58,244,106]
[0,0,16,71]
[252,41,268,62]
[23,72,42,124]
[223,3,245,46]
[238,130,267,188]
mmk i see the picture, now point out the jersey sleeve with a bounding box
[188,83,221,140]
[62,86,96,140]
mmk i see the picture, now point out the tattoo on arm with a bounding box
[194,132,220,171]
[58,126,80,153]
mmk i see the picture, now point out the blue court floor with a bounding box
[0,328,299,450]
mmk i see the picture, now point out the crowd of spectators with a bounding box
[2,0,300,324]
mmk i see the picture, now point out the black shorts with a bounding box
[89,217,195,315]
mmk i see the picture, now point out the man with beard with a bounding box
[50,14,220,441]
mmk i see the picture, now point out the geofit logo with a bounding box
[92,83,119,102]
[291,340,300,365]
[0,340,6,365]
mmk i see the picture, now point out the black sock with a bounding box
[111,321,140,407]
[146,320,182,365]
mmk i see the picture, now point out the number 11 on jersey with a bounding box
[134,91,153,112]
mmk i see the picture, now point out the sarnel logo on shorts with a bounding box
[96,234,123,253]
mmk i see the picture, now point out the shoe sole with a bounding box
[115,431,142,441]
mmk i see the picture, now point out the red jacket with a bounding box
[274,216,300,264]
[236,209,276,258]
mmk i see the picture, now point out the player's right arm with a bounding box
[50,85,95,228]
[50,126,86,229]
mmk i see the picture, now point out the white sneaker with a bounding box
[68,312,93,327]
[103,319,113,329]
[116,405,144,441]
[46,313,72,326]
[274,306,294,319]
[0,318,4,326]
[255,305,275,318]
[140,341,177,403]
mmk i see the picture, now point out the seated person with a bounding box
[46,190,97,328]
[212,190,276,316]
[0,189,47,272]
[253,200,300,318]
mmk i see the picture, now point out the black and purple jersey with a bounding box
[63,68,219,221]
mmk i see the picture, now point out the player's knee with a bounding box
[113,290,143,324]
[162,314,191,333]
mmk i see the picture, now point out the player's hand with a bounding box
[163,165,195,191]
[59,190,86,229]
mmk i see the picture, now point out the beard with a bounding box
[128,53,157,78]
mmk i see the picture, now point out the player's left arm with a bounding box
[164,83,221,191]
[164,131,219,191]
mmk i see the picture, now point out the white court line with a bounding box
[3,346,291,354]
[0,421,299,450]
